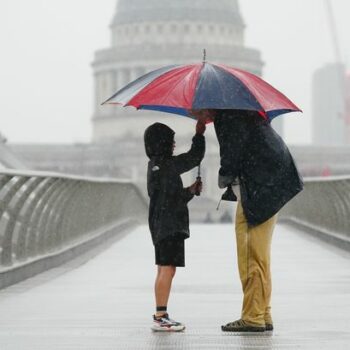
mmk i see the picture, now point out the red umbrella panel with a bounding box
[102,62,301,121]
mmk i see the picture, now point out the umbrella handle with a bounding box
[195,176,202,196]
[194,164,202,196]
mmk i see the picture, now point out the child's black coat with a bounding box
[145,125,205,245]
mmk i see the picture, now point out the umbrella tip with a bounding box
[202,48,207,63]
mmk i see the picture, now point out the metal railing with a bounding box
[0,169,147,271]
[280,175,350,246]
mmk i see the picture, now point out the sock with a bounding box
[155,306,167,317]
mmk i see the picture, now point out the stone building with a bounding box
[92,0,264,142]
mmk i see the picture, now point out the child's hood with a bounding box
[144,122,175,158]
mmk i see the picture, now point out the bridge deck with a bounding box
[0,224,349,349]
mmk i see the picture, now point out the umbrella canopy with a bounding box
[102,62,301,121]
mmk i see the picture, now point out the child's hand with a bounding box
[196,120,206,135]
[189,179,203,195]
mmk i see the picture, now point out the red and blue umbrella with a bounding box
[102,62,301,121]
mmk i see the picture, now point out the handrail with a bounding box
[0,168,133,184]
[0,170,147,270]
[302,175,350,182]
[280,176,350,245]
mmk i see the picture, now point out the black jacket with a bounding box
[145,123,205,245]
[214,110,303,226]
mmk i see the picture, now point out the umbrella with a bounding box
[102,58,301,196]
[102,61,301,122]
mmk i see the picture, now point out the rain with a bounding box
[0,0,349,349]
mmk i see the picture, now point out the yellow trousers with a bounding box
[235,202,277,326]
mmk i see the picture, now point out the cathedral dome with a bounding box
[92,0,263,142]
[112,0,244,26]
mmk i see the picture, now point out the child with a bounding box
[144,121,206,332]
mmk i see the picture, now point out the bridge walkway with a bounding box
[0,223,349,349]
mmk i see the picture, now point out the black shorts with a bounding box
[155,238,185,267]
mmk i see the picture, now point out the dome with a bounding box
[92,0,264,142]
[112,0,244,26]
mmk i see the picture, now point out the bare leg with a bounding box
[154,265,176,316]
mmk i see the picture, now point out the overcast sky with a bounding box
[0,0,349,145]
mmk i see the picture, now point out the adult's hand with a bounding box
[218,173,235,189]
[196,120,206,135]
[189,109,216,124]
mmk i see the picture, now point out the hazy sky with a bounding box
[0,0,349,145]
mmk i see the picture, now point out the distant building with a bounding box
[345,72,350,143]
[312,63,347,145]
[92,0,265,142]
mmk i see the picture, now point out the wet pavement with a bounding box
[0,223,349,349]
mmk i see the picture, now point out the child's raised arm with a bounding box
[172,121,206,174]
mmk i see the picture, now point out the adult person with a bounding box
[190,109,303,333]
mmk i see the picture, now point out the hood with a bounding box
[144,123,175,158]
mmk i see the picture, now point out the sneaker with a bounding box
[221,319,265,332]
[265,323,274,331]
[151,313,186,332]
